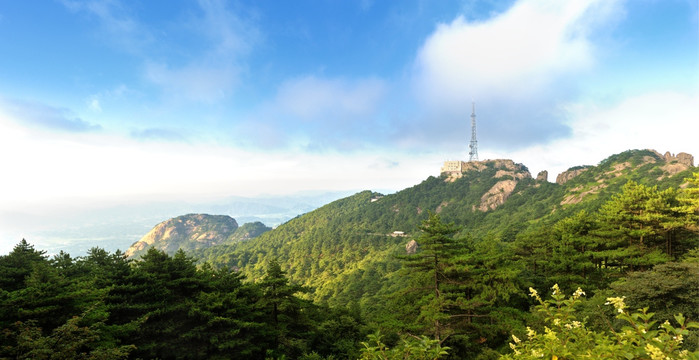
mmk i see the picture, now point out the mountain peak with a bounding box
[126,214,240,258]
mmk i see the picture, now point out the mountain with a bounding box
[192,149,696,308]
[6,149,695,359]
[125,214,271,258]
[1,191,351,257]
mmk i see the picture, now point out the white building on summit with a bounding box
[440,160,466,174]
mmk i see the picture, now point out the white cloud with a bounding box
[413,0,623,108]
[403,0,627,150]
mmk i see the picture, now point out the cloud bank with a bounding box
[410,0,624,148]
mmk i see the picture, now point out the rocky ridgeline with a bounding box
[556,150,695,205]
[660,151,694,166]
[441,150,695,211]
[657,151,695,178]
[555,167,591,185]
[555,150,694,185]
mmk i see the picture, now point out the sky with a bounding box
[0,0,698,253]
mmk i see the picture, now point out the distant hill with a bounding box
[229,221,272,242]
[1,191,351,257]
[125,214,270,258]
[192,149,696,309]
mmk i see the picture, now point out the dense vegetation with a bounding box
[2,150,698,358]
[0,242,365,359]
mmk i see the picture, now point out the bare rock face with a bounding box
[478,179,517,212]
[405,240,418,255]
[495,169,530,180]
[677,152,694,166]
[536,170,548,182]
[664,151,694,167]
[556,167,590,185]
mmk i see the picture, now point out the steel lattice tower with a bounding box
[468,102,479,162]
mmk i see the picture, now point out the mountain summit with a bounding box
[125,214,270,258]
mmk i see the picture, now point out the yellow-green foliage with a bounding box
[502,285,699,359]
[360,332,449,360]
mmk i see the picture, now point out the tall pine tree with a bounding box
[400,212,464,342]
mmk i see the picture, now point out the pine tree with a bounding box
[400,212,464,342]
[548,211,600,289]
[0,239,47,292]
[258,258,311,358]
[187,264,267,359]
[595,181,671,270]
[674,172,699,254]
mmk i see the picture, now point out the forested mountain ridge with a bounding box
[2,149,698,359]
[193,149,696,304]
[125,214,271,259]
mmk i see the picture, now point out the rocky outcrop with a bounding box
[495,169,530,180]
[663,151,694,166]
[406,240,418,255]
[478,179,518,212]
[536,170,548,182]
[643,150,695,179]
[661,163,690,177]
[440,159,532,211]
[126,214,239,258]
[556,167,590,185]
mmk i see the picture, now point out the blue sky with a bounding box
[0,0,698,251]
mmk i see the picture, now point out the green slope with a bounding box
[194,149,695,308]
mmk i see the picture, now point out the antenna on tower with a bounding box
[468,102,479,162]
